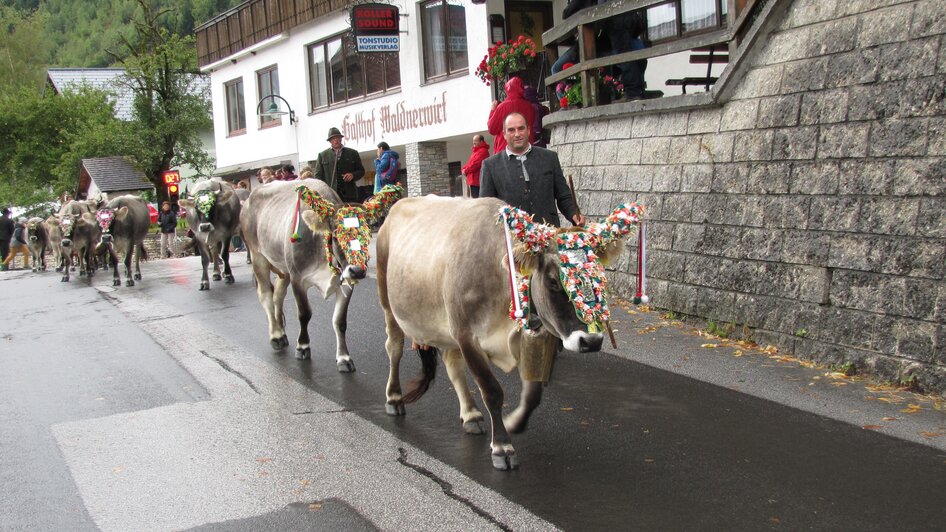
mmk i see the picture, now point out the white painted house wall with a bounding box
[204,0,496,175]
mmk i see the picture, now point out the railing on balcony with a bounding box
[541,0,766,111]
[195,0,348,68]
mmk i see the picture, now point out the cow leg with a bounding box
[331,284,356,373]
[123,242,135,286]
[504,380,544,434]
[198,243,211,290]
[60,247,71,281]
[222,240,234,284]
[252,258,288,349]
[212,241,223,281]
[443,349,486,434]
[383,312,407,416]
[289,281,312,360]
[458,336,518,470]
[272,275,291,348]
[133,242,142,280]
[102,243,120,286]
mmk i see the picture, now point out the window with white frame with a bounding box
[307,33,400,111]
[420,0,468,81]
[256,65,281,127]
[224,77,246,135]
[646,0,728,41]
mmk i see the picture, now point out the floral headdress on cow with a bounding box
[498,203,643,332]
[293,184,403,278]
[95,209,114,233]
[194,191,217,218]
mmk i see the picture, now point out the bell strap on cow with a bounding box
[499,208,533,330]
[95,209,114,233]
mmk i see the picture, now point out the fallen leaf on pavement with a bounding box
[901,404,922,414]
[862,425,882,430]
[882,417,897,421]
[308,503,322,511]
[920,432,944,439]
[701,343,718,348]
[257,457,273,464]
[644,458,655,463]
[560,407,574,411]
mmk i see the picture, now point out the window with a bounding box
[224,78,246,135]
[308,34,400,111]
[256,65,280,127]
[420,0,468,81]
[646,0,727,42]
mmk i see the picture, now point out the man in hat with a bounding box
[0,207,14,271]
[313,127,365,203]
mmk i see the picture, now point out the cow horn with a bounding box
[498,206,554,254]
[360,184,403,224]
[296,185,335,221]
[586,203,644,264]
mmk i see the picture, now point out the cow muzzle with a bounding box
[563,331,604,353]
[62,239,73,247]
[198,222,213,233]
[341,264,367,284]
[29,236,37,242]
[101,234,113,244]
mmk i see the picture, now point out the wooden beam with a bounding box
[542,0,668,45]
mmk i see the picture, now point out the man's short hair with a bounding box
[503,112,529,129]
[473,134,484,142]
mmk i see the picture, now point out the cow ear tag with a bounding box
[343,216,360,229]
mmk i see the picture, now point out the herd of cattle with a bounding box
[13,178,642,470]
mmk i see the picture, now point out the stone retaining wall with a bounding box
[549,0,946,393]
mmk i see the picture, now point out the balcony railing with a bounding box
[541,0,768,111]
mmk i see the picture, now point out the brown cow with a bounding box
[377,196,641,470]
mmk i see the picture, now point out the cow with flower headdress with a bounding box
[179,179,243,291]
[50,200,101,281]
[92,195,150,287]
[376,196,642,470]
[240,178,401,367]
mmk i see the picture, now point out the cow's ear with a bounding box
[219,189,234,204]
[301,209,331,234]
[588,203,643,262]
[499,206,554,254]
[79,212,96,225]
[179,199,194,209]
[46,217,59,226]
[361,184,403,224]
[116,206,129,221]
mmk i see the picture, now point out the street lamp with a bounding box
[256,94,296,125]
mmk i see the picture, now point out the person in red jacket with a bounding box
[461,134,491,198]
[487,77,535,154]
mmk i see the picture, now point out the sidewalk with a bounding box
[606,302,946,452]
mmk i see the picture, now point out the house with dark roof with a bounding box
[78,157,153,200]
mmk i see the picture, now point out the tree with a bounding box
[109,0,214,201]
[0,6,50,95]
[0,86,128,209]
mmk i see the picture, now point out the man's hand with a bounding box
[572,213,585,226]
[343,172,354,182]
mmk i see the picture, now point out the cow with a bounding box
[23,217,48,272]
[58,200,98,272]
[95,195,150,287]
[376,196,641,470]
[44,215,64,271]
[179,179,242,290]
[240,179,401,366]
[50,211,101,282]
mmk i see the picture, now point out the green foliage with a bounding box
[706,320,734,339]
[0,86,127,208]
[0,6,50,94]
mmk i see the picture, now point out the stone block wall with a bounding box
[405,141,451,197]
[549,0,946,393]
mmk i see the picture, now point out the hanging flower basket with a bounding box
[475,35,538,86]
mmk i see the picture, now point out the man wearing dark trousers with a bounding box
[313,127,366,203]
[0,208,14,271]
[480,112,584,227]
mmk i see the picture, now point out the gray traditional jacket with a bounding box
[479,146,578,227]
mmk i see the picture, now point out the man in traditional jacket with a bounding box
[313,127,366,203]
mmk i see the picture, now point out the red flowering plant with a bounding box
[475,35,538,86]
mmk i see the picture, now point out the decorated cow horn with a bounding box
[360,184,403,225]
[294,185,335,242]
[586,203,644,261]
[498,206,555,254]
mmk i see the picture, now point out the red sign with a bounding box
[162,170,181,185]
[352,4,399,35]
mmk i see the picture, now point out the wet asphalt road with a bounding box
[3,255,946,530]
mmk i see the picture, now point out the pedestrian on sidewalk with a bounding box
[0,207,13,270]
[157,201,177,259]
[461,135,491,198]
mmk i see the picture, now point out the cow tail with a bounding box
[138,242,148,261]
[401,346,438,403]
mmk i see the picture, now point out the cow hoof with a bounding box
[270,336,289,350]
[125,279,135,287]
[199,282,210,291]
[462,419,486,435]
[491,453,520,471]
[336,359,356,373]
[212,273,222,281]
[385,402,405,416]
[224,275,235,284]
[134,273,141,280]
[56,267,62,272]
[61,276,69,282]
[70,266,76,272]
[113,279,121,287]
[103,265,109,271]
[295,347,311,360]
